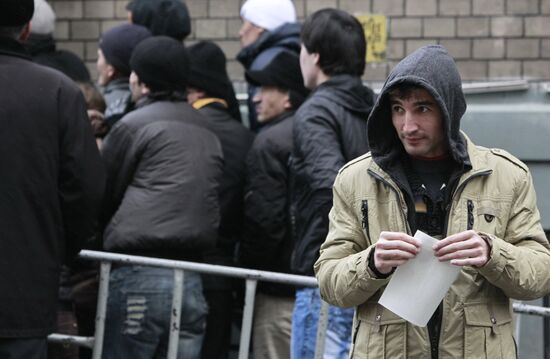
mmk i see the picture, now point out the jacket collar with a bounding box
[0,36,32,61]
[368,132,489,191]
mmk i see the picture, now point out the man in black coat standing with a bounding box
[290,8,376,359]
[187,41,254,359]
[240,49,308,359]
[0,0,105,357]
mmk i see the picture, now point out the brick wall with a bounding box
[49,0,550,82]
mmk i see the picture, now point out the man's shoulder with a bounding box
[338,152,373,176]
[474,145,529,173]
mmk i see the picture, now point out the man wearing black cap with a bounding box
[0,0,104,357]
[127,0,191,42]
[97,23,151,131]
[239,49,309,359]
[100,36,223,359]
[186,41,254,359]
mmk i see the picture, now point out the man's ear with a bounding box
[19,23,31,42]
[106,64,117,82]
[312,52,321,66]
[283,91,292,110]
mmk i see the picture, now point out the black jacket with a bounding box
[101,96,223,260]
[291,75,375,276]
[196,102,253,287]
[0,37,104,336]
[236,22,301,132]
[25,33,91,83]
[240,112,295,296]
[102,77,132,129]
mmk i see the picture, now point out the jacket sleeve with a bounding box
[99,121,137,233]
[478,170,550,300]
[240,139,289,269]
[294,104,345,190]
[314,172,391,308]
[58,84,105,262]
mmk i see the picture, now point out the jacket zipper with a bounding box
[467,200,474,230]
[361,200,371,242]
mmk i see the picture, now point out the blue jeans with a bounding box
[291,287,353,359]
[102,266,208,359]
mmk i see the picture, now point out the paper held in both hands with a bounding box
[378,230,461,327]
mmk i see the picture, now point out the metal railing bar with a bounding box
[512,302,550,317]
[314,301,330,359]
[79,250,318,288]
[47,334,94,348]
[167,269,184,359]
[92,261,111,359]
[238,279,257,359]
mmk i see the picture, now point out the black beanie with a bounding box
[130,36,189,92]
[0,0,34,27]
[127,0,191,41]
[100,23,152,77]
[187,41,233,100]
[246,49,310,108]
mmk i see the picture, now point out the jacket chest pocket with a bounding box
[457,198,511,238]
[353,303,408,359]
[463,303,516,359]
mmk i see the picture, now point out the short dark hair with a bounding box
[301,8,366,77]
[388,84,426,101]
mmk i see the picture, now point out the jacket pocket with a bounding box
[463,303,516,359]
[355,303,407,359]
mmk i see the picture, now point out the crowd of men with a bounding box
[1,0,550,358]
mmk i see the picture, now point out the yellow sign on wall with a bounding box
[356,14,387,63]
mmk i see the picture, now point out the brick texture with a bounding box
[488,61,522,78]
[406,0,437,16]
[472,0,505,15]
[506,39,540,58]
[46,0,550,82]
[473,39,505,59]
[457,18,490,37]
[439,0,470,16]
[507,0,539,15]
[390,18,422,38]
[339,0,371,14]
[424,18,456,38]
[372,0,404,16]
[491,17,523,37]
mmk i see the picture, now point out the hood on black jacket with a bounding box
[237,22,301,69]
[313,74,375,118]
[367,45,469,170]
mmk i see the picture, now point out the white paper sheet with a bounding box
[378,230,461,327]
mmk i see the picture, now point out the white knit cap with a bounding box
[31,0,56,35]
[240,0,297,31]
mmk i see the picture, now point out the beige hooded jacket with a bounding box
[314,45,550,359]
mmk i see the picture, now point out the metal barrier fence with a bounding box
[48,250,550,358]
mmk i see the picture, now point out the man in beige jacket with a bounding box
[314,45,550,358]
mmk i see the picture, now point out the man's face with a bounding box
[390,88,447,159]
[252,86,290,123]
[96,49,114,86]
[299,44,320,90]
[129,71,148,102]
[239,20,264,47]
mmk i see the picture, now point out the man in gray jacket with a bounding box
[101,36,223,359]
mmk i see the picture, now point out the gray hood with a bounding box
[367,45,469,169]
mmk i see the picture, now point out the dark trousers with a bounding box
[0,337,47,359]
[201,288,234,359]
